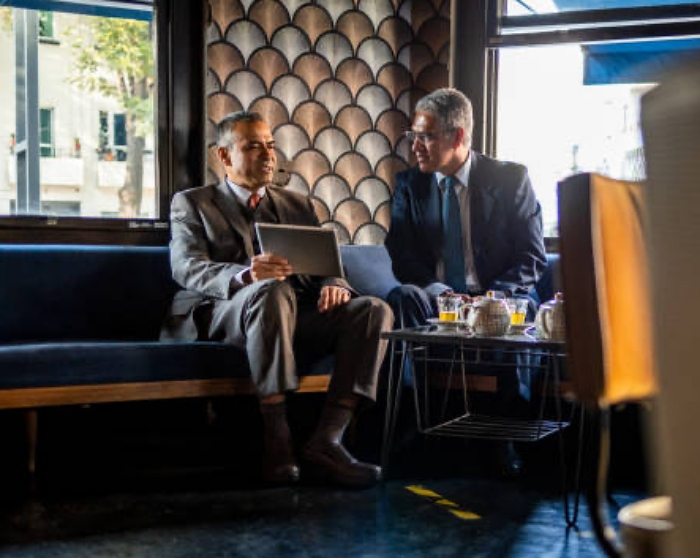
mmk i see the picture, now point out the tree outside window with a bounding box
[68,18,154,217]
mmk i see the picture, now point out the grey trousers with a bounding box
[207,279,393,403]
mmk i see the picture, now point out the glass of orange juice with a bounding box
[437,294,463,322]
[506,298,528,325]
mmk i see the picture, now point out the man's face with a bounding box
[219,120,276,190]
[410,111,460,174]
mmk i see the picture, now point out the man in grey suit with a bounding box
[161,111,393,488]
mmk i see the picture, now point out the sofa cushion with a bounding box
[0,342,334,390]
[533,253,561,306]
[340,244,401,301]
[0,245,177,343]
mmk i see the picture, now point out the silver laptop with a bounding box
[254,223,344,278]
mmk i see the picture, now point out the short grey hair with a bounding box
[415,88,473,147]
[217,111,264,149]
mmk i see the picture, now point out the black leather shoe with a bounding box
[301,440,381,488]
[262,460,300,485]
[495,441,523,479]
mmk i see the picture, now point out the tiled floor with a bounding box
[0,477,641,557]
[0,398,648,557]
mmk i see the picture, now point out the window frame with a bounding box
[455,0,700,250]
[0,0,206,245]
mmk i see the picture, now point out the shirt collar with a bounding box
[435,152,472,189]
[225,177,266,206]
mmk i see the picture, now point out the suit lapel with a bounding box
[468,152,496,256]
[413,172,443,261]
[266,188,288,223]
[212,180,254,258]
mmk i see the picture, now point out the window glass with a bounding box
[0,3,156,219]
[39,107,54,157]
[1,7,17,216]
[39,11,54,38]
[113,113,127,161]
[494,1,699,237]
[496,44,654,236]
[506,0,699,15]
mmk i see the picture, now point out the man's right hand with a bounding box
[249,253,293,282]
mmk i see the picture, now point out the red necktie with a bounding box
[248,193,261,210]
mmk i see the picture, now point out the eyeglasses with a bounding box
[403,129,453,144]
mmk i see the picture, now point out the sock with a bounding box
[312,403,354,445]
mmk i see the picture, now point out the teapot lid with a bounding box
[546,292,564,305]
[474,290,506,308]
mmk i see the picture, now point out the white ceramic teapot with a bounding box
[466,291,510,337]
[535,292,566,341]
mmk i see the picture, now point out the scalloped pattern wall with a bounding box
[207,0,450,244]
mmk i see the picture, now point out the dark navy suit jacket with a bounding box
[385,151,547,297]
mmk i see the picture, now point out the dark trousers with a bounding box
[206,279,393,403]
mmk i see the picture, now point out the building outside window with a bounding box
[0,1,156,220]
[39,107,54,157]
[113,113,127,161]
[489,0,700,237]
[98,110,127,162]
[38,11,54,39]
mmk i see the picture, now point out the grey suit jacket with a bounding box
[161,180,351,341]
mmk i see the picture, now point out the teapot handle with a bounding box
[541,306,553,337]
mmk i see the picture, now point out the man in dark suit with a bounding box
[161,111,393,488]
[385,88,546,321]
[385,88,547,476]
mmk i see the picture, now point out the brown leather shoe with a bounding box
[260,401,299,485]
[301,439,381,488]
[261,437,300,485]
[262,460,300,485]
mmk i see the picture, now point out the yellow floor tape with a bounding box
[406,485,481,521]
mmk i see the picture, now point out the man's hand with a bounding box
[440,290,474,305]
[249,253,293,282]
[318,285,351,312]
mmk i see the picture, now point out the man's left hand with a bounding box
[318,286,351,312]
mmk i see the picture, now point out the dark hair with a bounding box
[217,111,265,148]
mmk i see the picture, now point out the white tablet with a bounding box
[254,223,344,278]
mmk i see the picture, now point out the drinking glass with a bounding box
[507,298,529,325]
[437,294,463,322]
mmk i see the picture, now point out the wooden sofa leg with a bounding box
[206,400,217,427]
[24,409,38,487]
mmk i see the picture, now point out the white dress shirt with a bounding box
[226,178,266,207]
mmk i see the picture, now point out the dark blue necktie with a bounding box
[442,176,467,293]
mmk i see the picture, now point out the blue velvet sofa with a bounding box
[0,244,339,412]
[0,243,559,410]
[0,243,558,473]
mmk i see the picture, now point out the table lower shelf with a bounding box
[421,413,569,442]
